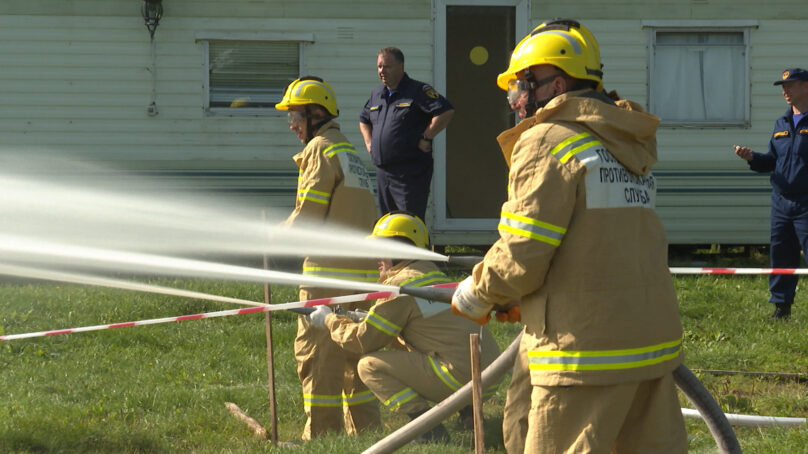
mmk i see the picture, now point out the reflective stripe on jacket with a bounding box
[475,90,683,386]
[325,260,502,390]
[749,108,808,196]
[286,120,378,286]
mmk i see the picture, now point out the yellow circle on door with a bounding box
[469,46,489,66]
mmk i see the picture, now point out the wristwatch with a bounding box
[421,134,433,142]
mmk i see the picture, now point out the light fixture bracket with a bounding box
[141,0,163,40]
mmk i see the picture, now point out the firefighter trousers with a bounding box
[502,332,530,454]
[524,372,687,454]
[357,349,455,416]
[295,287,380,440]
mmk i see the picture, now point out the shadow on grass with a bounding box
[0,428,168,454]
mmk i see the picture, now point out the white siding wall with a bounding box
[527,14,808,244]
[0,0,432,211]
[587,19,774,244]
[650,20,808,244]
[3,0,808,245]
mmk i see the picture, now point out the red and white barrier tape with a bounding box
[0,290,395,342]
[670,267,808,275]
[0,282,459,342]
[429,282,459,288]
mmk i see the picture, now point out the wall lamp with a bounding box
[141,0,163,40]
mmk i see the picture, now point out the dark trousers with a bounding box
[769,191,808,304]
[375,162,433,222]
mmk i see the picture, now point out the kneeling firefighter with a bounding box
[309,212,503,443]
[276,76,381,440]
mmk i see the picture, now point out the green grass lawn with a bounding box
[1,267,807,453]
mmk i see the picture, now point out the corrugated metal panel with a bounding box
[654,164,772,243]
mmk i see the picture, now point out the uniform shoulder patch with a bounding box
[422,84,440,99]
[773,130,790,138]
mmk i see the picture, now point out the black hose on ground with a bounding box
[691,368,807,382]
[673,364,742,454]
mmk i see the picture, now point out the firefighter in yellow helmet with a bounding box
[450,20,688,453]
[276,76,381,440]
[308,212,503,443]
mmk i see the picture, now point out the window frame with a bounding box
[642,20,758,128]
[195,32,315,117]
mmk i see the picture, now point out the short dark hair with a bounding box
[298,75,324,83]
[378,47,404,64]
[307,104,332,121]
[563,74,598,91]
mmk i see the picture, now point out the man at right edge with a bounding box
[734,67,808,320]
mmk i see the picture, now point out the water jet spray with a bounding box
[1,171,444,262]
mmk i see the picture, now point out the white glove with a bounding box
[309,305,332,329]
[450,276,493,325]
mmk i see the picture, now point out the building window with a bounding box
[196,33,313,116]
[646,25,753,127]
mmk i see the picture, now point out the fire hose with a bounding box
[360,285,742,454]
[288,306,367,322]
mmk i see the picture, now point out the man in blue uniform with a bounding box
[359,47,455,222]
[735,67,808,319]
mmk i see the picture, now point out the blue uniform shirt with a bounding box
[359,73,453,168]
[749,108,808,196]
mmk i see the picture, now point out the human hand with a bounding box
[418,136,433,153]
[450,276,492,325]
[494,306,521,323]
[309,305,332,329]
[733,145,754,162]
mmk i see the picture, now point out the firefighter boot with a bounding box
[771,302,792,320]
[409,409,450,444]
[458,405,475,430]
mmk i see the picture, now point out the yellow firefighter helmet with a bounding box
[275,77,339,117]
[497,19,603,91]
[371,212,430,249]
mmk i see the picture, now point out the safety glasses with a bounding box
[506,73,564,106]
[506,79,532,106]
[287,110,305,126]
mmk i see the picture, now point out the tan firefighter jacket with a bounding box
[325,260,502,392]
[472,89,683,387]
[286,120,378,287]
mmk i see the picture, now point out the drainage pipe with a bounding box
[682,408,807,428]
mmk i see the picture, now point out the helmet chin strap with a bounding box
[304,105,315,144]
[524,72,556,117]
[529,95,555,115]
[303,105,329,144]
